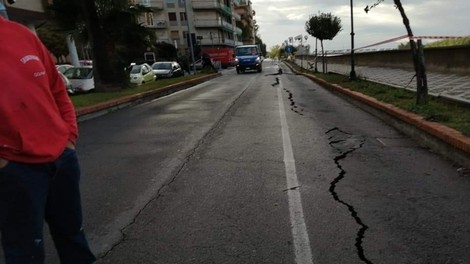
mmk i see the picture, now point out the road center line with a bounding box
[277,80,314,264]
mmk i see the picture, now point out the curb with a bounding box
[75,73,221,119]
[286,63,470,166]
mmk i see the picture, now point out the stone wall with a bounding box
[301,46,470,75]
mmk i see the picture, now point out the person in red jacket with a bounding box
[0,15,96,264]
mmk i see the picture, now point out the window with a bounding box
[179,12,187,21]
[168,12,177,26]
[178,0,185,8]
[166,0,175,8]
[146,12,154,26]
[170,31,179,39]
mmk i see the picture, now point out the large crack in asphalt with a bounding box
[326,127,372,264]
[283,87,304,116]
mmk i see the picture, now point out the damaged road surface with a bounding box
[26,60,470,264]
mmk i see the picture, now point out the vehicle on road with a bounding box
[57,71,73,94]
[151,61,184,78]
[234,44,263,74]
[56,64,74,74]
[129,63,156,85]
[200,47,235,69]
[63,66,95,94]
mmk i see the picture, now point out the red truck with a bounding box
[201,47,235,69]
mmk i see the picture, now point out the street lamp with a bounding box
[303,35,308,70]
[349,0,357,80]
[315,37,318,72]
[184,0,196,73]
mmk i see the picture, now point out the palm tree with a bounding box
[49,0,156,90]
[305,12,342,73]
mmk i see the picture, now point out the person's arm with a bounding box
[36,37,79,145]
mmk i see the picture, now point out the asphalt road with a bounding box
[32,60,470,263]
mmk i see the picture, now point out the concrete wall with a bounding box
[302,46,470,75]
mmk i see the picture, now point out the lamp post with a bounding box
[299,35,303,70]
[184,0,196,73]
[314,37,318,72]
[349,0,357,80]
[303,35,308,70]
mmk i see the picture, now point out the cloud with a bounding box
[253,0,470,51]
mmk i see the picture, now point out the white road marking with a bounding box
[277,80,314,264]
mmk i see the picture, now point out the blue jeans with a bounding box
[0,148,96,264]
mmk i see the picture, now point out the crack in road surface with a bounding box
[326,127,372,264]
[283,88,304,116]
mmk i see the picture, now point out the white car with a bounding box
[57,71,73,94]
[129,63,156,85]
[56,64,74,74]
[63,66,94,94]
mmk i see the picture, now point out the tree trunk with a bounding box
[79,0,122,91]
[394,0,427,105]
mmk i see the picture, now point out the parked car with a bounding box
[151,61,184,78]
[57,71,73,94]
[56,64,74,74]
[190,59,203,71]
[63,66,94,94]
[129,63,156,85]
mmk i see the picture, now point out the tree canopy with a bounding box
[48,0,157,90]
[305,12,342,42]
[305,12,342,72]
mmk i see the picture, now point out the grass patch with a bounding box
[287,61,470,136]
[71,74,206,108]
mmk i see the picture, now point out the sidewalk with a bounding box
[295,59,470,105]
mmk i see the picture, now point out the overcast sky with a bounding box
[251,0,469,52]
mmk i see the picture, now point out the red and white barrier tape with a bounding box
[355,35,469,50]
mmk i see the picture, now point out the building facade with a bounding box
[132,0,256,54]
[3,0,48,30]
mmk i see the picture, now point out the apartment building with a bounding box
[3,0,48,30]
[234,0,256,44]
[132,0,256,62]
[4,0,256,66]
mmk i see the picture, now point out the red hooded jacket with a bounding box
[0,17,78,163]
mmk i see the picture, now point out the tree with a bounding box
[397,42,410,50]
[36,23,69,63]
[255,35,267,57]
[305,12,342,73]
[49,0,157,90]
[268,45,282,59]
[365,0,428,105]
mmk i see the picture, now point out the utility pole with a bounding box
[184,0,197,73]
[349,0,357,80]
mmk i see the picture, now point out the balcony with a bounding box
[238,0,251,6]
[6,0,47,25]
[133,0,164,10]
[232,12,241,21]
[194,18,224,28]
[192,0,232,16]
[148,20,168,28]
[197,38,243,47]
